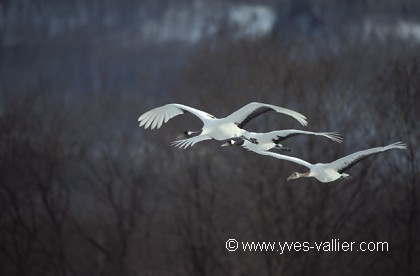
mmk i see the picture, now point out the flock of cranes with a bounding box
[139,102,407,183]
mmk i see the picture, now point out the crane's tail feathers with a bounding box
[385,141,408,151]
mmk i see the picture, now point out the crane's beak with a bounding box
[286,175,293,181]
[221,142,230,147]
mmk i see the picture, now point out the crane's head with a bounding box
[287,172,300,180]
[221,138,244,147]
[287,171,310,181]
[177,130,200,139]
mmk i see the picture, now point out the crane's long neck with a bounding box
[298,171,311,178]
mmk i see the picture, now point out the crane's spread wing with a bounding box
[244,144,312,169]
[267,130,343,144]
[225,102,308,128]
[170,135,213,149]
[329,142,407,173]
[138,103,215,130]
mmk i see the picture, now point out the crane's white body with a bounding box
[201,118,245,140]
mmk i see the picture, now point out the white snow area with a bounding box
[140,2,276,43]
[228,5,276,38]
[363,19,420,44]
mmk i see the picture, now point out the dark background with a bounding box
[1,0,419,275]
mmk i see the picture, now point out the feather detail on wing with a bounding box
[243,144,313,169]
[330,142,407,173]
[225,102,308,128]
[269,130,343,144]
[139,103,214,130]
[271,131,302,143]
[317,132,343,143]
[170,135,213,149]
[248,130,342,144]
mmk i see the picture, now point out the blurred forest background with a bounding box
[1,0,419,275]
